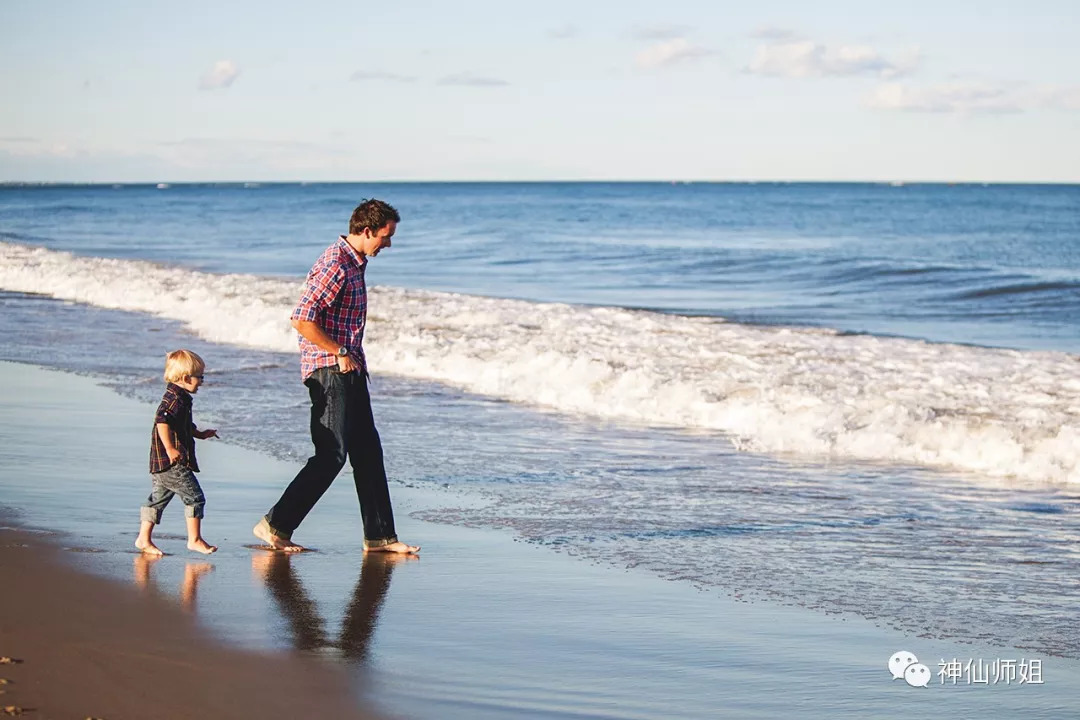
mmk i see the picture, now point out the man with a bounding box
[254,199,419,554]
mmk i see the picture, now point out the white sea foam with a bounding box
[3,240,1078,485]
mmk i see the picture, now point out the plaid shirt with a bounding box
[149,383,200,474]
[291,235,368,380]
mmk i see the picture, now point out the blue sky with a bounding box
[1,1,1077,182]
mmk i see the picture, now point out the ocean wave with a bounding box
[2,240,1078,485]
[952,280,1080,301]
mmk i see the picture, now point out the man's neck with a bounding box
[340,234,368,264]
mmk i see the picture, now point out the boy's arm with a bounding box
[156,422,181,464]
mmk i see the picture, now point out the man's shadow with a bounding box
[251,551,412,663]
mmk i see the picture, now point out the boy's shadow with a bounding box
[251,551,412,663]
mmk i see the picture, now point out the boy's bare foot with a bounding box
[187,538,218,554]
[364,540,420,554]
[253,520,304,552]
[135,538,164,556]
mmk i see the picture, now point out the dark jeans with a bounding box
[265,368,398,546]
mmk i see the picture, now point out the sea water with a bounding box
[1,181,1078,660]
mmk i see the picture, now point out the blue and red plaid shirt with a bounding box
[149,383,200,473]
[291,235,369,381]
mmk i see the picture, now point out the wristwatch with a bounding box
[336,346,349,357]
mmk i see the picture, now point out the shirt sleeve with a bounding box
[154,394,180,425]
[291,261,345,323]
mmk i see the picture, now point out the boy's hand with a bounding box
[166,448,182,464]
[199,428,219,439]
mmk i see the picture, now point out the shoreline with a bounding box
[0,518,382,720]
[2,359,1078,719]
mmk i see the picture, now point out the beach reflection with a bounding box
[252,551,412,663]
[132,554,214,613]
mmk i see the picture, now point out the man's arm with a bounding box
[292,318,360,373]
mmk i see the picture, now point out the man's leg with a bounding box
[260,368,348,549]
[346,373,418,554]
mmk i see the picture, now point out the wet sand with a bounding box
[2,361,1078,719]
[0,520,381,720]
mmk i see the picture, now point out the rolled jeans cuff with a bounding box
[140,506,162,525]
[364,535,399,549]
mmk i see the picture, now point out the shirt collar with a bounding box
[166,383,192,401]
[337,235,368,269]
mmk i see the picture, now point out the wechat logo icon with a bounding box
[889,650,931,688]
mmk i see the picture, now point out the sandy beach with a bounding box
[0,520,382,720]
[2,360,1078,719]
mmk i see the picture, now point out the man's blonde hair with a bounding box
[163,349,206,383]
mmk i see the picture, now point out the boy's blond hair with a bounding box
[163,349,206,383]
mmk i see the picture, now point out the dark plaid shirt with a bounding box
[291,236,368,381]
[149,383,200,474]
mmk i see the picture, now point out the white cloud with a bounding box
[0,137,76,156]
[865,82,1022,114]
[747,41,918,79]
[636,38,712,69]
[199,60,240,90]
[350,70,416,83]
[750,25,801,41]
[1031,85,1080,111]
[437,73,509,87]
[633,24,691,41]
[867,81,1080,115]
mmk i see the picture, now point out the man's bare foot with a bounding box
[253,520,304,552]
[135,537,164,556]
[365,540,420,554]
[187,538,218,554]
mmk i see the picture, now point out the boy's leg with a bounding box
[159,465,216,554]
[185,516,216,554]
[136,477,173,555]
[135,520,164,556]
[261,369,349,547]
[346,373,418,554]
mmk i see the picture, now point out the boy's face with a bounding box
[178,373,204,393]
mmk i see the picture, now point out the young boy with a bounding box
[136,350,219,556]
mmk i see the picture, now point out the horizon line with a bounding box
[3,179,1079,187]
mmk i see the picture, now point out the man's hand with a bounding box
[337,353,359,373]
[196,428,219,439]
[166,447,182,464]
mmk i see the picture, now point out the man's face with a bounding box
[360,222,396,257]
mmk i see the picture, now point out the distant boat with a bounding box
[889,181,905,187]
[156,183,169,189]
